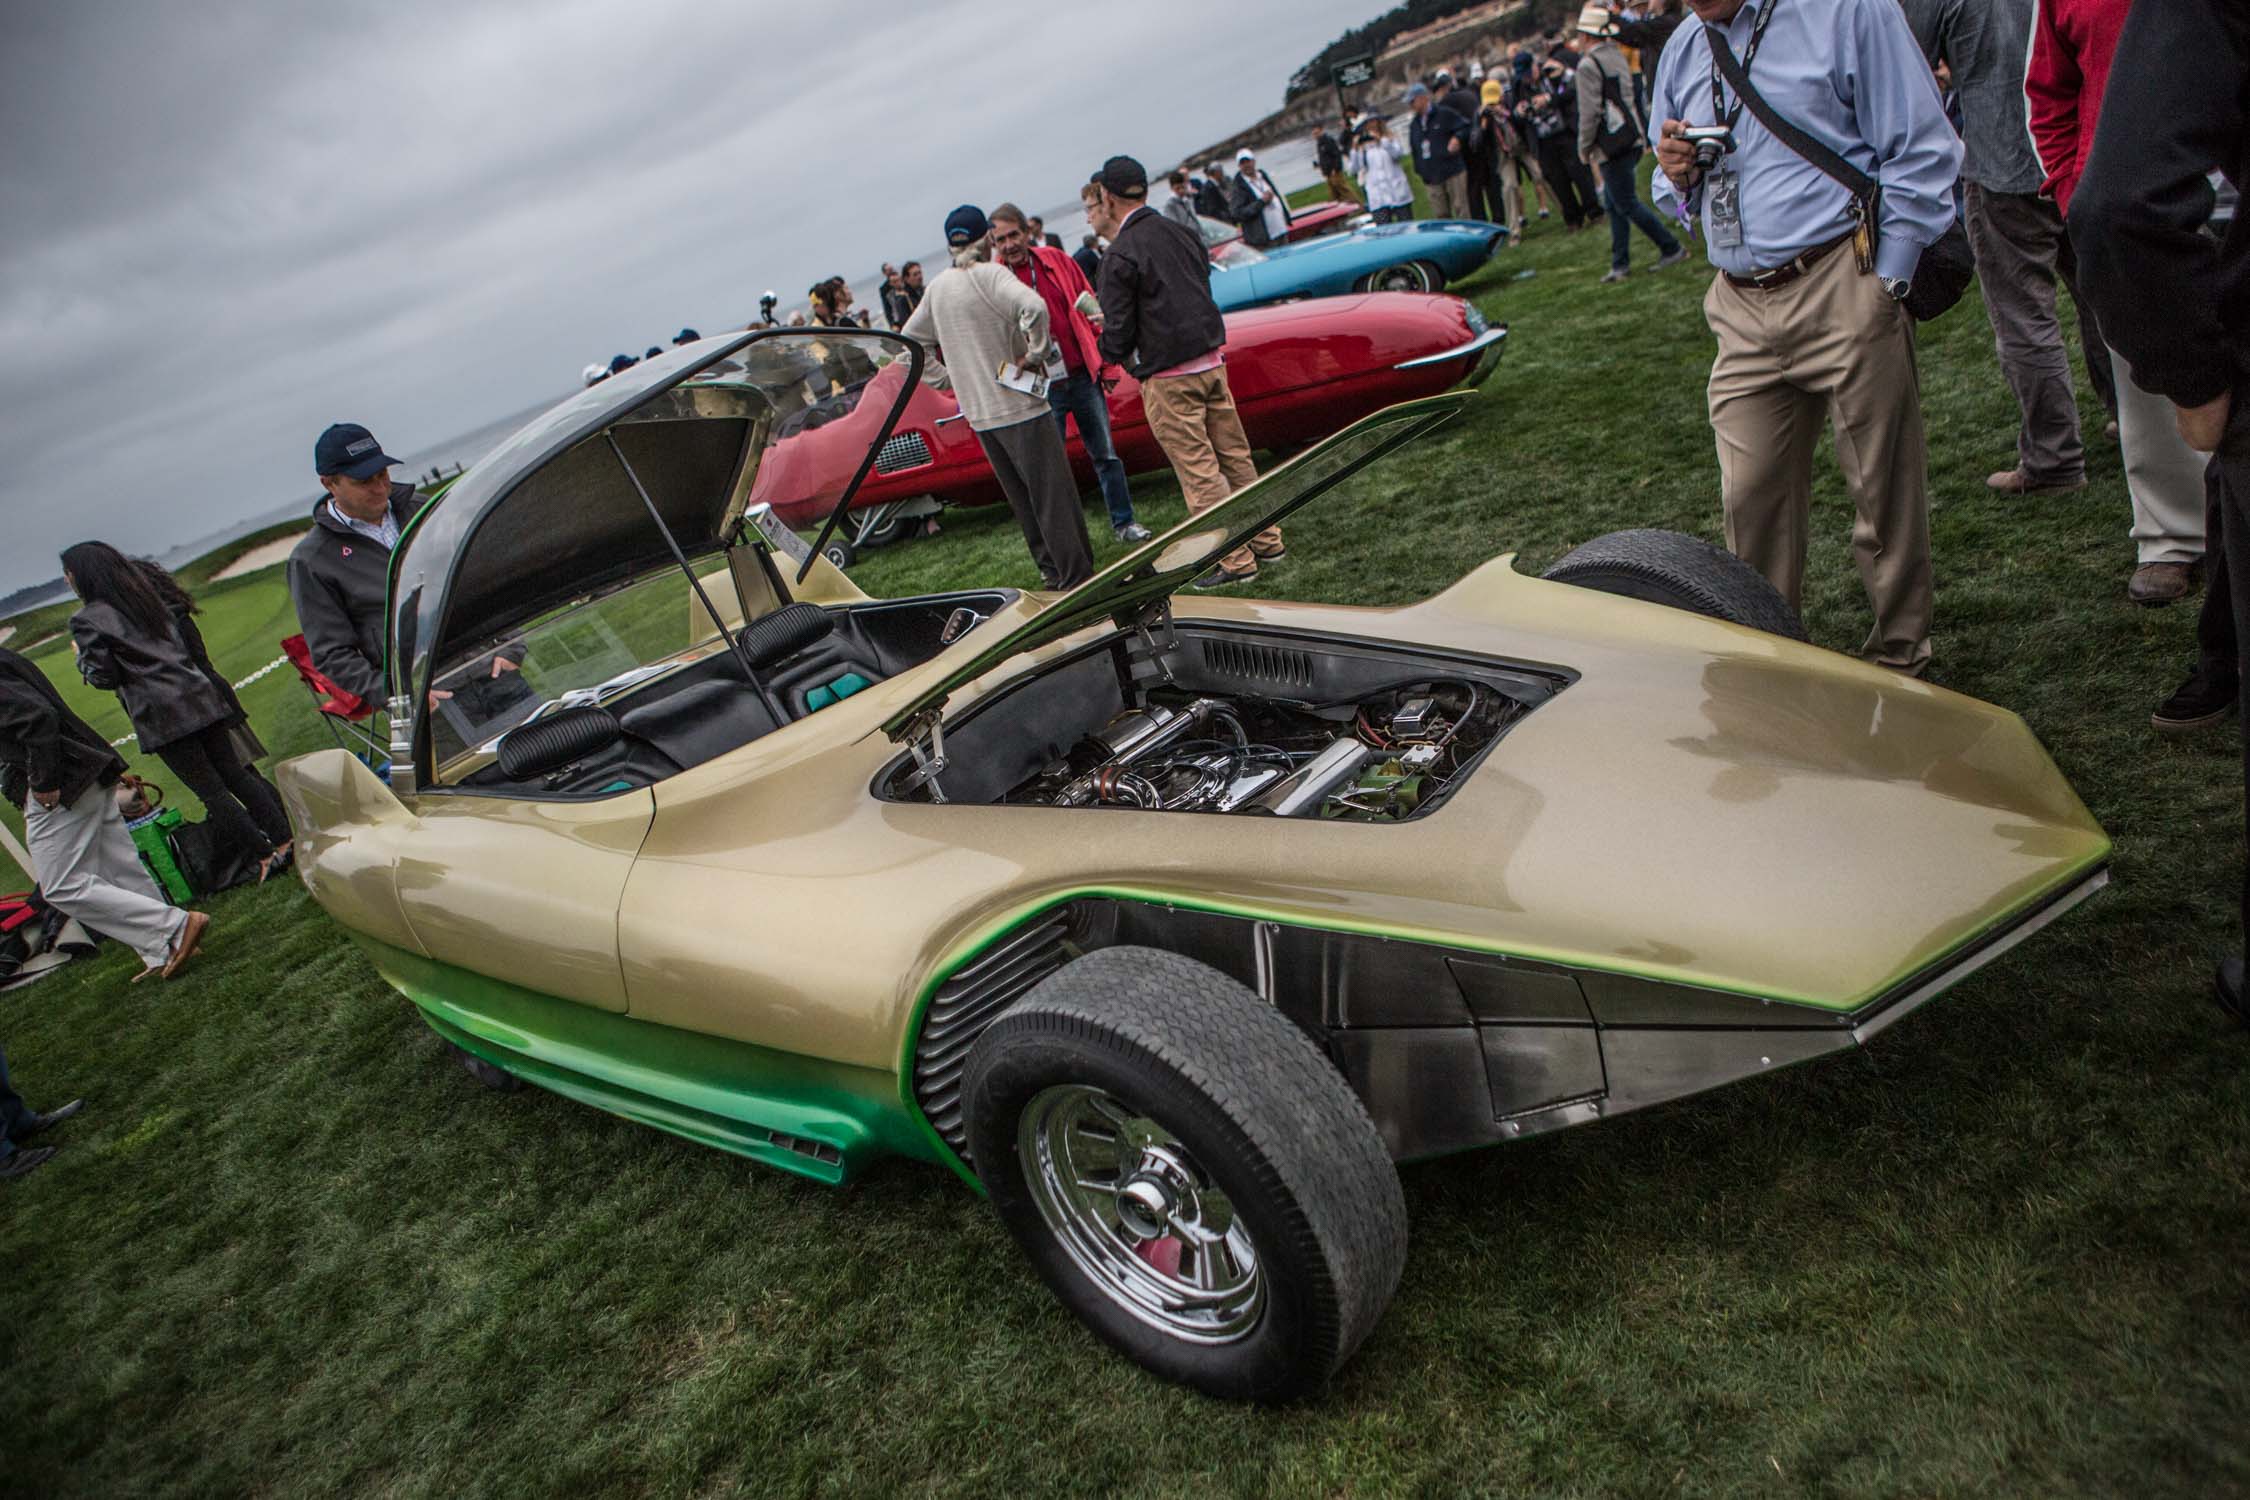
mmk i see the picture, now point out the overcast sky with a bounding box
[0,0,1376,595]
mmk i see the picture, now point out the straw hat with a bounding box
[1576,4,1615,35]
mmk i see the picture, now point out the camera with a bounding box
[1683,125,1735,172]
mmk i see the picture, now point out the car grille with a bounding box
[912,917,1073,1165]
[1200,638,1314,691]
[875,431,932,473]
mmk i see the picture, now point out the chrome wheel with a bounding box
[1018,1083,1263,1344]
[1371,261,1434,293]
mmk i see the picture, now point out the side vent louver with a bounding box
[1200,638,1314,691]
[912,918,1073,1163]
[875,431,932,474]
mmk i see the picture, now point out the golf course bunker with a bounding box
[212,531,307,580]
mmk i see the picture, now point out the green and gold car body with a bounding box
[277,329,2109,1191]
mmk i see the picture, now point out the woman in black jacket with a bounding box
[62,542,292,880]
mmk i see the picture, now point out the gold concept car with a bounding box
[276,329,2109,1402]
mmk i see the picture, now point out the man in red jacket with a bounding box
[989,203,1151,543]
[2027,0,2213,613]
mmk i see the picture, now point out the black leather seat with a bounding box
[733,604,888,720]
[617,680,779,772]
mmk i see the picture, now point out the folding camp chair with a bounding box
[281,634,387,770]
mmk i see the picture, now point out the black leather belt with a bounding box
[1725,232,1855,291]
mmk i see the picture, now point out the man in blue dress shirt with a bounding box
[1648,0,1962,674]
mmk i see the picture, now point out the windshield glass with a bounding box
[395,330,907,700]
[884,392,1468,737]
[428,555,737,777]
[1194,214,1267,268]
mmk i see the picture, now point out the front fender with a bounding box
[274,748,425,956]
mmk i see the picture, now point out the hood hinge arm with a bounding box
[894,709,949,803]
[1120,598,1178,700]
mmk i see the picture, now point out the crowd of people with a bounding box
[3,0,2244,1187]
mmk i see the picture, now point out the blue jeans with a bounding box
[1601,149,1680,271]
[1047,370,1136,530]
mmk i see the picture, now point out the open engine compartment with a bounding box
[878,622,1570,820]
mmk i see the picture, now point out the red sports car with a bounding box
[1256,199,1365,245]
[746,291,1506,563]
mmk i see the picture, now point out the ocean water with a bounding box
[152,394,564,575]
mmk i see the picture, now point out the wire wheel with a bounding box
[1370,259,1438,293]
[1019,1083,1264,1344]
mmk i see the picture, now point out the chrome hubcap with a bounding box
[1019,1084,1263,1343]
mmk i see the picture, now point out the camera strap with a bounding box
[1708,0,1782,132]
[1707,25,1881,267]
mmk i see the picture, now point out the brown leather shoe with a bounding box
[1987,468,2089,494]
[2128,560,2202,607]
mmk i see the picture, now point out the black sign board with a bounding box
[1331,54,1377,89]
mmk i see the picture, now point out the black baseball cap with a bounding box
[1097,155,1149,198]
[673,327,701,345]
[314,422,402,480]
[944,204,989,246]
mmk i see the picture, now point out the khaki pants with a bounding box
[1428,172,1473,220]
[1495,160,1524,237]
[2112,350,2209,564]
[1142,366,1279,577]
[1323,168,1362,207]
[1705,243,1934,672]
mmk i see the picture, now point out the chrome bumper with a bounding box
[1395,325,1509,387]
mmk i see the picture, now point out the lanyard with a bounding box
[1708,0,1781,129]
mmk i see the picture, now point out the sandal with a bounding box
[160,911,211,980]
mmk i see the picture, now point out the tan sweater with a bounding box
[899,260,1056,432]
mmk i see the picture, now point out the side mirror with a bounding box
[386,695,418,796]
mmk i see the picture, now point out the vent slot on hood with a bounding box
[1200,638,1314,691]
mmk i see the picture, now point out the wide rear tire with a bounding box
[964,946,1406,1403]
[1541,528,1807,640]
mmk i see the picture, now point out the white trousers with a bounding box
[2113,350,2209,564]
[25,783,187,968]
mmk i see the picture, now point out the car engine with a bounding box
[1003,680,1507,821]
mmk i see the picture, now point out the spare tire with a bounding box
[1540,528,1807,641]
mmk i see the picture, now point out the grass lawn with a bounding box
[7,167,2248,1497]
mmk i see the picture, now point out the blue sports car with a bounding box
[1194,214,1507,310]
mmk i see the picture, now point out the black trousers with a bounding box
[155,722,291,862]
[975,415,1096,591]
[1535,138,1598,228]
[2191,398,2250,940]
[1462,150,1495,223]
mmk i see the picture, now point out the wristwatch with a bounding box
[1881,276,1912,302]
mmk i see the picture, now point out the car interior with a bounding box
[451,591,1013,799]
